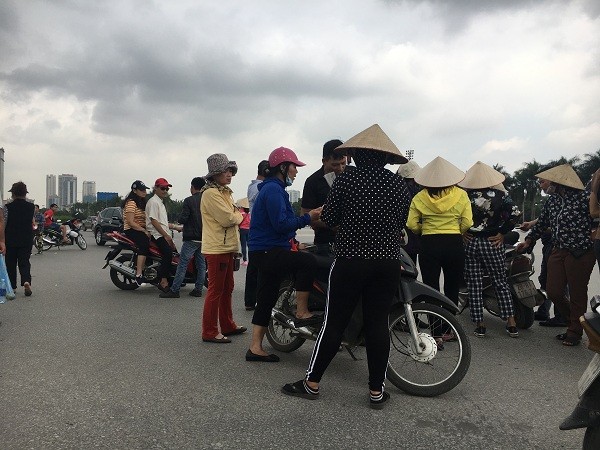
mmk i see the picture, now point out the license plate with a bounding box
[578,354,600,396]
[512,280,537,299]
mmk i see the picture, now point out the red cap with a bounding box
[268,147,306,168]
[154,178,172,187]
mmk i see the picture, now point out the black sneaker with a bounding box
[281,380,319,400]
[159,290,180,298]
[505,326,519,338]
[188,288,203,297]
[369,391,390,410]
[135,275,146,286]
[474,326,486,338]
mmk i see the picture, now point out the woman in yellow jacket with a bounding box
[201,153,245,343]
[407,157,473,310]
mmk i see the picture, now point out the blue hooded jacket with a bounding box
[248,177,311,251]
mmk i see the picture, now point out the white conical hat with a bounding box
[335,124,407,164]
[535,164,584,190]
[458,161,506,189]
[236,198,249,208]
[414,156,465,188]
[492,183,507,193]
[396,160,421,178]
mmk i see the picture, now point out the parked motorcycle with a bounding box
[266,246,472,397]
[102,231,205,290]
[560,296,600,449]
[457,232,546,329]
[39,218,87,252]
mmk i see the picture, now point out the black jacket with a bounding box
[5,199,35,247]
[178,192,203,241]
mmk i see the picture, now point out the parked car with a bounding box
[93,207,123,246]
[82,215,97,231]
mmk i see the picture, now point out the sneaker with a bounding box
[369,391,390,410]
[474,326,486,338]
[189,288,203,297]
[506,325,519,338]
[23,282,32,297]
[135,275,146,286]
[159,290,180,298]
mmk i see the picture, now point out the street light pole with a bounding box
[522,188,527,223]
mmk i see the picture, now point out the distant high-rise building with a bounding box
[46,174,57,207]
[287,189,301,204]
[0,148,5,203]
[58,174,77,207]
[82,181,97,203]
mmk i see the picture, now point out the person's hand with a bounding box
[488,233,504,248]
[515,239,531,253]
[297,242,307,250]
[463,232,473,244]
[519,221,533,231]
[165,235,176,250]
[309,207,322,221]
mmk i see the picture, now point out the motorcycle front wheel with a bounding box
[387,302,471,397]
[266,278,306,352]
[109,255,139,290]
[513,298,534,329]
[76,234,87,250]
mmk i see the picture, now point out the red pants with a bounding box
[202,253,238,339]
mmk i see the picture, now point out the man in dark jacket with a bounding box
[5,181,35,296]
[160,177,206,298]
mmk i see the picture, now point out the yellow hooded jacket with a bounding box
[407,186,473,235]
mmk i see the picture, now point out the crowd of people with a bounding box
[1,123,598,410]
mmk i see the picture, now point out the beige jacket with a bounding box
[201,186,243,254]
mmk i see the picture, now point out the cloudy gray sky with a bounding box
[1,0,599,204]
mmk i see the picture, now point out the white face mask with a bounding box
[285,176,294,187]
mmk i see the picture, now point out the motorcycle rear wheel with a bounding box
[514,299,534,329]
[387,302,471,397]
[109,255,139,290]
[266,278,306,352]
[76,234,87,250]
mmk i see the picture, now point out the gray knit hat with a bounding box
[205,153,238,179]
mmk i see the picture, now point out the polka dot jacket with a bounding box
[321,150,411,259]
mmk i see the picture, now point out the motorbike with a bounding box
[38,219,87,252]
[457,231,546,329]
[102,231,205,290]
[560,295,600,449]
[266,246,472,397]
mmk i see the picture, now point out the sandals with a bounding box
[556,333,581,346]
[281,380,319,400]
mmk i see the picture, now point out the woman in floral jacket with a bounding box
[518,164,595,346]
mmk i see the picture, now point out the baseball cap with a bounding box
[131,180,149,190]
[154,178,172,187]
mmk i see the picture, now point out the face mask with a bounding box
[285,176,294,187]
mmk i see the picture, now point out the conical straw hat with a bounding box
[236,198,250,209]
[535,164,584,190]
[458,161,505,189]
[492,183,507,193]
[335,124,407,164]
[414,156,465,188]
[397,160,421,178]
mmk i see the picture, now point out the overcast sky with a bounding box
[1,0,599,205]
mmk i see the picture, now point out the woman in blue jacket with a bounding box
[246,147,322,362]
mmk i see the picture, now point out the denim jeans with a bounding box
[171,241,206,293]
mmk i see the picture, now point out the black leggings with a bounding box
[306,258,401,392]
[125,229,150,256]
[152,236,173,279]
[250,248,316,327]
[419,234,465,305]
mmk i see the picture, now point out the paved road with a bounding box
[0,230,597,449]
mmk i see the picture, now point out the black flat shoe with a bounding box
[281,380,319,399]
[245,349,280,362]
[223,326,247,336]
[540,318,567,327]
[294,315,323,327]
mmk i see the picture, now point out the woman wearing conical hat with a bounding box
[282,124,411,409]
[459,162,521,338]
[406,156,473,340]
[517,164,594,347]
[397,160,422,264]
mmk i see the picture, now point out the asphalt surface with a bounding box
[0,230,597,449]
